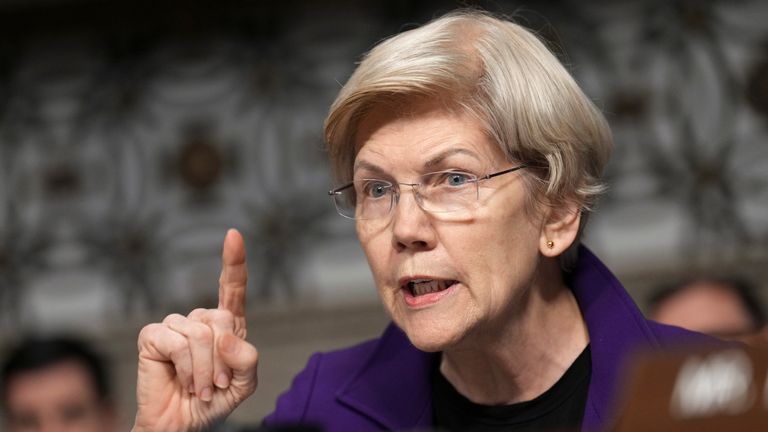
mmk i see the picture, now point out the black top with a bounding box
[432,345,591,432]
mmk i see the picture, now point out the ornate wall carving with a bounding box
[0,0,765,331]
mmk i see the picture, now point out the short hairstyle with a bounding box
[648,277,766,331]
[0,336,111,409]
[325,9,613,260]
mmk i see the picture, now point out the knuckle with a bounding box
[162,313,185,325]
[137,323,162,347]
[138,323,159,339]
[173,355,192,375]
[169,345,189,363]
[239,343,260,366]
[168,331,188,349]
[210,308,234,325]
[164,334,190,361]
[188,322,213,344]
[187,308,208,320]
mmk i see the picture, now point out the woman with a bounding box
[131,10,712,432]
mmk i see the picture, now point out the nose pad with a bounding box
[392,185,425,215]
[409,184,427,209]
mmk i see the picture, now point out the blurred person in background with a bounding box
[649,277,768,345]
[131,9,721,432]
[0,336,118,432]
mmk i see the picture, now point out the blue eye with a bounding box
[445,172,470,186]
[363,181,390,198]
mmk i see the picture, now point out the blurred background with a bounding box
[0,0,765,428]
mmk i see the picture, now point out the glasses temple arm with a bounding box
[483,164,528,180]
[329,182,355,195]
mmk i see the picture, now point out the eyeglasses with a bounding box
[328,164,527,220]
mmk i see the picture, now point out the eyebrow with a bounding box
[354,148,483,177]
[353,160,388,177]
[423,148,482,169]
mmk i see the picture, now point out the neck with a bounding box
[439,257,589,405]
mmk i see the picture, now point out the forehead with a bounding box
[352,101,507,170]
[6,360,99,408]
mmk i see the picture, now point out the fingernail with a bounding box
[200,386,213,402]
[215,372,230,389]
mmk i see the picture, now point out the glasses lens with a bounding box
[419,171,479,213]
[332,180,394,220]
[332,186,357,219]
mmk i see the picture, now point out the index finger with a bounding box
[218,228,247,318]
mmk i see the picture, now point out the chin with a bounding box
[397,315,468,353]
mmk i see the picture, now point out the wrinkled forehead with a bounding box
[350,99,508,173]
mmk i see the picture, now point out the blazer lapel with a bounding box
[569,246,662,430]
[336,323,438,430]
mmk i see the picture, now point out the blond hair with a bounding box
[325,10,613,263]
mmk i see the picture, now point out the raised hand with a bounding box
[133,229,258,432]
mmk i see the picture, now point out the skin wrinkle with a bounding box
[354,147,485,178]
[441,244,581,403]
[354,100,588,406]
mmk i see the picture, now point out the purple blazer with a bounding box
[263,247,715,431]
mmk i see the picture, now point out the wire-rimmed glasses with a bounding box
[328,164,527,220]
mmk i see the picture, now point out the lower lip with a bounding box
[402,283,457,308]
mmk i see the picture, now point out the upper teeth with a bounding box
[409,279,452,296]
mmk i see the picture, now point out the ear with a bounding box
[539,201,581,258]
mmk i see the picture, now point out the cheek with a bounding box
[356,222,389,280]
[356,222,375,260]
[441,211,541,290]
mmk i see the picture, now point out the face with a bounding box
[651,282,756,339]
[353,102,549,352]
[4,360,116,432]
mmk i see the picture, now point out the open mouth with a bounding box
[403,278,458,297]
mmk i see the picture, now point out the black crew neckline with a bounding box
[432,344,591,429]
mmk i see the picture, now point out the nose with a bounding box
[391,187,437,252]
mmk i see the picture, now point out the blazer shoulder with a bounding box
[263,336,381,425]
[646,320,726,348]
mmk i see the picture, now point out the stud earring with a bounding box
[546,240,554,249]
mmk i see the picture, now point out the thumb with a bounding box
[218,333,259,392]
